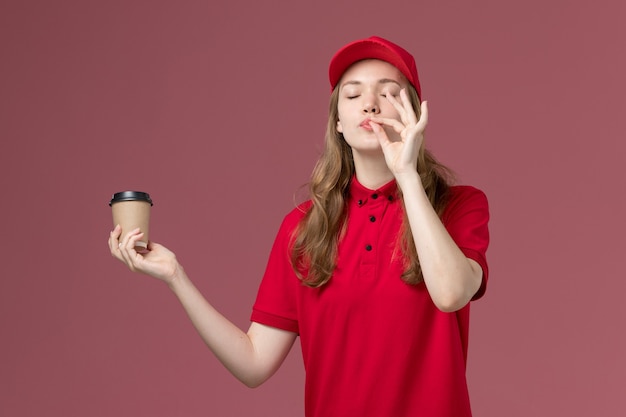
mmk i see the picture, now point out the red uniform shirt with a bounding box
[251,178,490,417]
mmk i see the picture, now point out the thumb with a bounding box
[370,121,390,147]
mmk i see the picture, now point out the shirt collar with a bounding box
[349,175,398,207]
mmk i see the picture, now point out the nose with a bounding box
[362,93,380,114]
[363,103,379,114]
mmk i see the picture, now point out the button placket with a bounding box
[362,195,387,259]
[352,184,396,281]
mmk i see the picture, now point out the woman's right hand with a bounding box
[108,226,297,388]
[109,225,182,285]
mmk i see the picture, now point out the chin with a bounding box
[350,143,384,157]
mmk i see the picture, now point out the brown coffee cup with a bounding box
[109,191,153,251]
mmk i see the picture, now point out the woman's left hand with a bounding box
[369,89,428,180]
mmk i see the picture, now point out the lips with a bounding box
[360,118,373,130]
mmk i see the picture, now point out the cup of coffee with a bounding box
[109,191,153,251]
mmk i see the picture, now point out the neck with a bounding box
[352,152,395,189]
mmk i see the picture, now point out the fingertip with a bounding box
[126,227,143,238]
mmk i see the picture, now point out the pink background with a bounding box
[1,0,624,415]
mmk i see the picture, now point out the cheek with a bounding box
[336,104,349,133]
[336,102,347,117]
[381,101,401,118]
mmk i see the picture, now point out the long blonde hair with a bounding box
[290,84,453,287]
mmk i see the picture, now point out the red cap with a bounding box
[329,36,421,99]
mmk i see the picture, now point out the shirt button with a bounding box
[369,215,376,222]
[357,199,363,206]
[365,244,372,251]
[387,195,394,201]
[371,193,378,199]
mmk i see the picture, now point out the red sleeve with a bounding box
[250,205,308,334]
[442,186,490,300]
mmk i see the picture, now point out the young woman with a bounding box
[109,36,490,417]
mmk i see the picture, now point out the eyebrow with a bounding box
[340,78,402,89]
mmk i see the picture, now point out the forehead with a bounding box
[339,59,406,86]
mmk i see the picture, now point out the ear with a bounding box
[336,120,343,133]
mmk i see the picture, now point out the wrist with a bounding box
[166,263,188,292]
[395,171,423,193]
